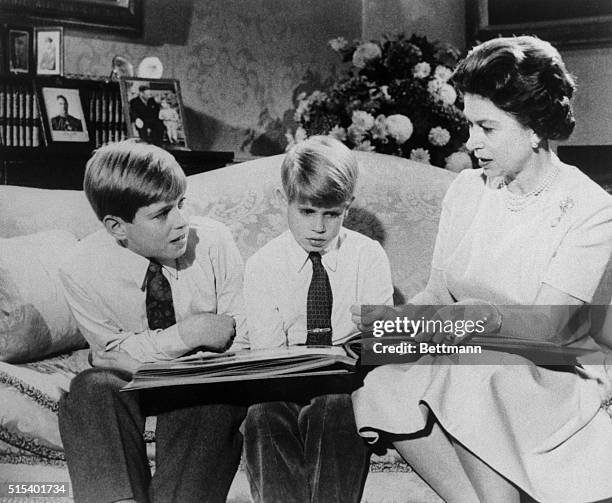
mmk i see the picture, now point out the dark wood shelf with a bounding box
[0,146,234,189]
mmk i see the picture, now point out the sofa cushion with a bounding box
[0,186,100,240]
[186,153,456,302]
[0,230,88,363]
[0,352,87,463]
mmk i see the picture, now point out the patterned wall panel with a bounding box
[64,0,362,155]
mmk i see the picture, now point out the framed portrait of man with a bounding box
[119,77,189,150]
[36,83,91,147]
[6,26,33,74]
[35,27,63,76]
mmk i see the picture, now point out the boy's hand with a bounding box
[350,304,396,332]
[90,349,141,376]
[177,313,237,353]
[196,313,236,352]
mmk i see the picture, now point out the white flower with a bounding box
[412,62,431,79]
[353,140,375,152]
[295,126,308,142]
[434,65,453,82]
[380,85,391,101]
[427,80,457,105]
[445,151,473,172]
[427,79,442,96]
[294,90,328,122]
[438,83,457,105]
[410,148,431,164]
[347,124,366,144]
[428,126,451,147]
[310,90,328,103]
[351,110,375,131]
[294,98,310,122]
[352,42,382,68]
[386,114,413,144]
[285,127,308,150]
[329,37,349,52]
[371,115,388,141]
[328,125,347,142]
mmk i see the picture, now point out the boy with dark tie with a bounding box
[242,135,394,503]
[58,140,246,503]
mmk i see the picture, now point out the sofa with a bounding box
[0,151,456,503]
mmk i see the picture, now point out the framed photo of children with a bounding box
[34,27,63,76]
[119,77,189,149]
[6,26,33,74]
[36,83,91,146]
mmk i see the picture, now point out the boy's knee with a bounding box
[311,393,352,414]
[245,403,269,431]
[245,402,294,433]
[67,368,125,401]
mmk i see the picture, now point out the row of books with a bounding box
[0,84,41,147]
[88,88,128,146]
[0,82,128,148]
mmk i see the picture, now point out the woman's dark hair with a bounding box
[452,36,576,141]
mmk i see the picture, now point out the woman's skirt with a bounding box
[352,350,612,502]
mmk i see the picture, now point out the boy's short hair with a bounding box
[84,139,186,222]
[281,135,358,206]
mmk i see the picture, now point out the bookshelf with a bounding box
[0,75,234,189]
[0,74,126,148]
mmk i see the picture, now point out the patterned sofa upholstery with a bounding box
[0,151,455,502]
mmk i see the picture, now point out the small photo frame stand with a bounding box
[119,77,189,150]
[35,78,92,148]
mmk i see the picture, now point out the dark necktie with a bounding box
[146,261,176,330]
[306,252,333,345]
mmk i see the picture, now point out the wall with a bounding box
[361,0,466,53]
[560,47,612,146]
[63,1,610,154]
[64,0,362,156]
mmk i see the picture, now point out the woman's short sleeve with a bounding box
[543,194,612,303]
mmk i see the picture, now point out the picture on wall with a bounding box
[36,85,90,145]
[119,77,189,149]
[35,27,63,76]
[7,26,32,74]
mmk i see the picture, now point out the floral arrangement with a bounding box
[289,34,472,171]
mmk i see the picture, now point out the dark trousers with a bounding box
[244,393,370,503]
[58,368,246,503]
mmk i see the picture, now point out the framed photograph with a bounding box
[0,1,142,37]
[119,77,189,149]
[36,82,91,146]
[6,26,33,74]
[466,0,612,47]
[35,27,63,76]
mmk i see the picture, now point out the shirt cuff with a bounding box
[155,325,191,359]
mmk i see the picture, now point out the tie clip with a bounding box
[307,328,332,334]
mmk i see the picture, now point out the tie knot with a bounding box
[308,252,322,264]
[148,261,162,274]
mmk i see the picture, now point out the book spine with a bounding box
[0,83,5,146]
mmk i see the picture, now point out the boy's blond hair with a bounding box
[84,139,186,222]
[281,135,358,206]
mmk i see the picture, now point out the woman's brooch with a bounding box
[551,196,575,227]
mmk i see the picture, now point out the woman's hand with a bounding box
[350,304,397,332]
[413,300,501,345]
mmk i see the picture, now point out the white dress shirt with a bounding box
[59,217,247,362]
[243,228,393,349]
